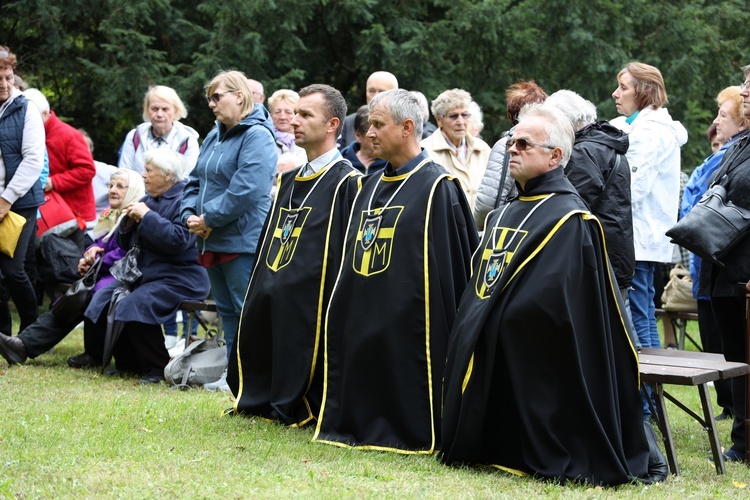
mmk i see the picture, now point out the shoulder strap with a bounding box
[602,153,621,192]
[178,138,189,155]
[495,149,510,209]
[133,130,141,151]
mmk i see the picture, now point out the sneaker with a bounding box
[167,338,185,358]
[164,335,179,350]
[204,369,230,392]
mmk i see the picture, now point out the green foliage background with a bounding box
[2,0,748,168]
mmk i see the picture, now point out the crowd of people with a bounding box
[2,40,750,484]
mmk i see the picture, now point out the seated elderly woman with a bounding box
[339,105,387,175]
[0,169,144,365]
[421,88,491,210]
[69,149,210,383]
[269,89,307,175]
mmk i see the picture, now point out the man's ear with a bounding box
[328,116,340,134]
[549,147,563,167]
[402,118,415,137]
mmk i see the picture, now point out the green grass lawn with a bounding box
[1,321,749,498]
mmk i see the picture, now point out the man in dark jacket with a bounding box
[545,90,636,344]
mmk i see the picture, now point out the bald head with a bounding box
[247,78,265,103]
[366,71,398,104]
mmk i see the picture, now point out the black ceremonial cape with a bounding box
[313,153,478,454]
[440,168,650,486]
[227,160,361,426]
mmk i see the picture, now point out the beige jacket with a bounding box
[421,129,490,209]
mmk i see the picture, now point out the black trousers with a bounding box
[112,321,169,377]
[19,309,86,358]
[698,299,733,412]
[0,207,40,333]
[711,296,747,455]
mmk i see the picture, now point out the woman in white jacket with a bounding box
[611,63,687,351]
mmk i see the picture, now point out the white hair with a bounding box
[23,88,50,113]
[518,103,575,168]
[468,101,484,135]
[543,90,597,131]
[143,148,186,181]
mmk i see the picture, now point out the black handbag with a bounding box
[109,231,142,287]
[666,173,750,268]
[51,256,103,320]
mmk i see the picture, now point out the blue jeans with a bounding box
[206,253,254,363]
[630,261,660,419]
[629,261,661,349]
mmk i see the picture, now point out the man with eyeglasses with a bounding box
[247,78,266,104]
[314,89,478,454]
[226,84,361,426]
[421,88,491,210]
[697,66,750,463]
[440,103,667,485]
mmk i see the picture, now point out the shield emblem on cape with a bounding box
[280,212,299,246]
[360,215,382,252]
[483,250,507,290]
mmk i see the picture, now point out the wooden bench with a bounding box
[639,347,750,475]
[180,299,223,346]
[655,308,701,351]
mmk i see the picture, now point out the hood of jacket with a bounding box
[215,103,276,141]
[635,107,688,147]
[575,121,629,155]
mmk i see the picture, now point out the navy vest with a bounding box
[0,95,44,209]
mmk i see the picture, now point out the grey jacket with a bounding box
[472,133,517,230]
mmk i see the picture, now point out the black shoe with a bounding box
[716,409,734,421]
[0,332,28,365]
[722,449,745,463]
[139,375,165,385]
[67,353,101,368]
[104,369,123,376]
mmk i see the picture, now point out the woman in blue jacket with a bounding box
[181,71,277,391]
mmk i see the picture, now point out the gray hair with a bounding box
[410,90,430,122]
[142,85,188,122]
[517,103,575,168]
[370,89,423,139]
[543,90,597,132]
[468,101,484,135]
[431,88,472,119]
[143,148,186,181]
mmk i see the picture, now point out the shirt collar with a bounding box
[307,147,341,174]
[384,149,429,177]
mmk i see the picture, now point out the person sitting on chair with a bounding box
[0,169,144,365]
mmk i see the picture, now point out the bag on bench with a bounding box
[164,338,226,390]
[661,263,697,312]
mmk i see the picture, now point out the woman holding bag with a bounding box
[0,168,144,365]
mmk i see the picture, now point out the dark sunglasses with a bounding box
[206,90,236,104]
[507,137,554,152]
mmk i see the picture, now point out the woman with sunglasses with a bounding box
[421,88,491,210]
[181,70,277,391]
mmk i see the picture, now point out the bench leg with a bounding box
[649,382,680,475]
[698,383,726,474]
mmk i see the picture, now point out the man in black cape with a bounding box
[313,89,478,453]
[440,104,665,485]
[226,84,361,426]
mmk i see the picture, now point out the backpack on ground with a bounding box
[164,338,227,390]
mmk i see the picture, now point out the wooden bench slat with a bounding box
[639,364,719,385]
[639,350,750,379]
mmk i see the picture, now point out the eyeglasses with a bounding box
[206,91,236,104]
[740,80,750,91]
[107,182,129,190]
[445,112,471,121]
[507,137,554,152]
